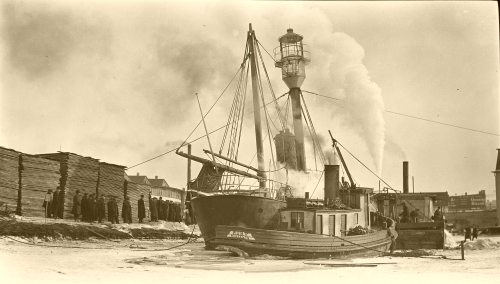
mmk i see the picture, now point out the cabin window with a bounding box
[291,212,304,229]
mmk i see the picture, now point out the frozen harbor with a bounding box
[1,234,499,284]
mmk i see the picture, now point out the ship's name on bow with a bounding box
[227,231,255,240]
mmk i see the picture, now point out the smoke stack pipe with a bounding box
[493,149,500,226]
[305,192,309,200]
[325,165,340,205]
[403,161,409,194]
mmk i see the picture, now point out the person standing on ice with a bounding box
[71,190,82,222]
[52,186,61,219]
[107,197,116,224]
[42,189,53,218]
[472,226,478,241]
[97,195,106,223]
[465,226,472,241]
[81,193,88,222]
[149,196,158,222]
[122,196,132,224]
[138,195,146,223]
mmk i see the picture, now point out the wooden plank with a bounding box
[397,222,444,230]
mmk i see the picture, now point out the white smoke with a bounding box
[309,32,386,175]
[273,165,324,199]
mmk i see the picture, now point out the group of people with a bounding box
[43,187,190,225]
[149,196,189,223]
[464,226,478,241]
[399,202,444,223]
[42,186,63,219]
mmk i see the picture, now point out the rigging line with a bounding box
[255,39,285,129]
[300,91,326,165]
[126,93,288,170]
[385,110,500,137]
[335,140,395,191]
[220,58,247,153]
[254,40,281,133]
[256,39,277,63]
[303,89,500,137]
[176,64,244,153]
[302,90,342,101]
[335,141,430,220]
[309,170,324,198]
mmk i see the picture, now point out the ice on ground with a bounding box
[462,239,500,250]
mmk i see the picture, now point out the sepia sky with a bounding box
[0,0,498,200]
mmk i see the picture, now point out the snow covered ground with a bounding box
[1,234,499,284]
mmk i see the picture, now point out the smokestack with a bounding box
[403,161,409,194]
[493,148,500,226]
[325,165,340,205]
[305,192,309,200]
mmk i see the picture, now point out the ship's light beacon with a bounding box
[274,28,310,172]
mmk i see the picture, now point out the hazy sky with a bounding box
[1,1,498,200]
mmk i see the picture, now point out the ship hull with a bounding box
[190,195,286,247]
[211,225,392,259]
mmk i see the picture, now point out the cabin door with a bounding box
[328,215,335,236]
[316,215,323,234]
[341,214,347,236]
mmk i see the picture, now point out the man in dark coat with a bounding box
[52,187,61,219]
[81,193,88,221]
[465,226,472,241]
[409,209,418,223]
[163,200,171,221]
[163,200,168,221]
[122,196,132,224]
[107,197,115,223]
[71,190,82,221]
[138,195,146,223]
[433,207,443,222]
[472,226,478,241]
[176,204,182,222]
[150,196,158,222]
[169,201,176,222]
[399,202,410,223]
[87,194,96,223]
[97,195,106,223]
[158,197,164,220]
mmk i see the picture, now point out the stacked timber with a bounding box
[19,154,61,217]
[97,162,126,202]
[0,147,20,213]
[36,152,99,218]
[126,181,150,222]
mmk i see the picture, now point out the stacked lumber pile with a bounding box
[19,154,61,217]
[126,181,150,222]
[36,152,99,218]
[97,162,126,203]
[0,147,20,213]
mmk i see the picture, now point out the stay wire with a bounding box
[335,141,432,221]
[125,84,287,171]
[126,65,243,170]
[303,89,499,137]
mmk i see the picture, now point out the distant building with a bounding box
[126,173,183,203]
[448,190,486,212]
[128,173,151,185]
[149,176,169,187]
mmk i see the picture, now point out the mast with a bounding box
[248,23,267,190]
